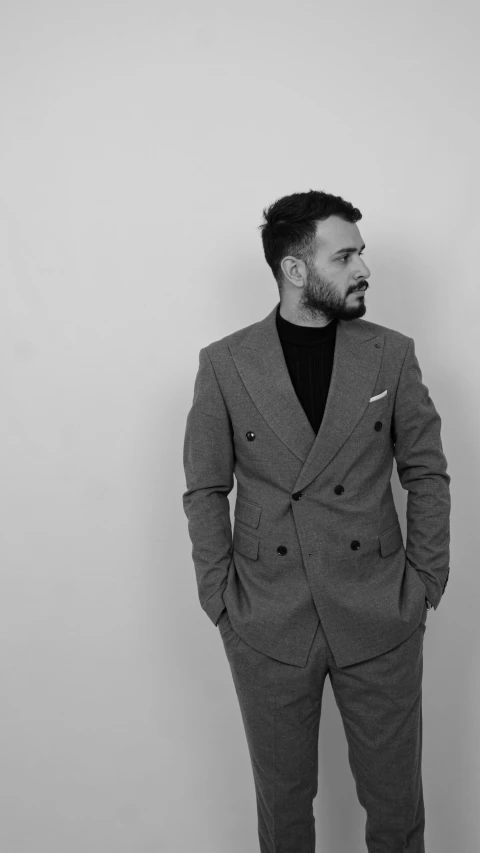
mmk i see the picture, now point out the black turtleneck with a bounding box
[275,304,337,435]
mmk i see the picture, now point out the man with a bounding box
[182,190,450,852]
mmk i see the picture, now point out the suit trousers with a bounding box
[218,602,428,853]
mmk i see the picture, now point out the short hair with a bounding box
[258,190,362,291]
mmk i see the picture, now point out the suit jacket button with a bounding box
[351,540,361,550]
[277,545,288,556]
[374,421,383,431]
[292,491,303,501]
[246,431,255,441]
[334,485,344,495]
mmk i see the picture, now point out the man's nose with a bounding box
[357,257,371,278]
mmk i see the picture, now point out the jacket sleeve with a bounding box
[182,347,235,626]
[392,337,451,610]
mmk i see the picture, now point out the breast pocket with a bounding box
[354,396,390,434]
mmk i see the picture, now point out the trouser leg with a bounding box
[329,620,426,853]
[218,611,328,853]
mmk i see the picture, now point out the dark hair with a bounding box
[258,190,362,290]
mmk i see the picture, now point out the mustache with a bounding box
[351,281,369,292]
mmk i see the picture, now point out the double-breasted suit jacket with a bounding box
[182,302,450,668]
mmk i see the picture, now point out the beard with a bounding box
[298,265,368,323]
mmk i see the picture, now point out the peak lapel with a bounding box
[229,305,316,462]
[294,318,383,492]
[229,303,384,485]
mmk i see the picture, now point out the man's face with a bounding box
[299,216,371,322]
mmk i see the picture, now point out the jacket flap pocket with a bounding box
[234,496,262,529]
[233,526,259,560]
[379,524,404,557]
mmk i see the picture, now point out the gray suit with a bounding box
[182,302,450,851]
[183,302,450,667]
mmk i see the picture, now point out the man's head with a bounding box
[259,190,371,324]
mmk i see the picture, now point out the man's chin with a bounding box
[300,298,367,323]
[335,302,367,321]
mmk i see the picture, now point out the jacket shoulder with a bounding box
[201,318,259,356]
[202,315,413,358]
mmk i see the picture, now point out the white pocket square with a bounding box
[369,390,388,402]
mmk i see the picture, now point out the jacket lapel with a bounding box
[229,303,384,490]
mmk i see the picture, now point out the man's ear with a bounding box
[280,256,306,288]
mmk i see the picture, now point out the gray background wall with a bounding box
[0,1,478,851]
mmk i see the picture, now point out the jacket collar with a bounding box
[229,302,384,492]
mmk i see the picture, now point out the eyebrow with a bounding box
[332,243,366,256]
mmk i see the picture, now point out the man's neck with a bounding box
[278,302,332,329]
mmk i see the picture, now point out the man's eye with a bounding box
[339,252,364,262]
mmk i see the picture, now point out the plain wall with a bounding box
[1,1,479,851]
